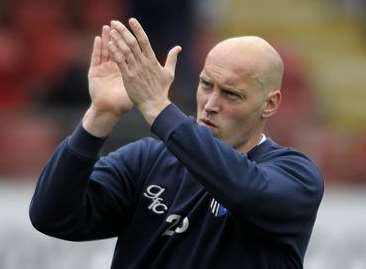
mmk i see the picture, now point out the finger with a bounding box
[111,20,142,61]
[128,18,156,60]
[108,41,128,75]
[90,36,102,66]
[101,25,111,63]
[110,29,136,68]
[164,46,182,77]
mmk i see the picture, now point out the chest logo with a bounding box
[210,198,228,217]
[143,185,168,214]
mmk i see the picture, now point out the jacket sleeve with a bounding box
[151,104,324,236]
[29,125,143,241]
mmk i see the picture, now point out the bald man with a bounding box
[30,19,324,269]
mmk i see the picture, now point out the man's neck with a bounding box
[237,132,265,154]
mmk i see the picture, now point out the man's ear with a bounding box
[262,90,281,119]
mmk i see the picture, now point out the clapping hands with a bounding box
[84,18,181,137]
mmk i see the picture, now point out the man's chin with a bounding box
[205,125,220,137]
[197,121,221,136]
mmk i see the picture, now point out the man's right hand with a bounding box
[83,25,133,137]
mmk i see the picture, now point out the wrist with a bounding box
[138,99,171,126]
[82,106,122,137]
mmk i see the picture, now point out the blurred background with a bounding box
[0,0,365,268]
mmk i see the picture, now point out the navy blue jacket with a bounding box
[30,104,324,269]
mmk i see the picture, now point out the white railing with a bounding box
[1,182,365,269]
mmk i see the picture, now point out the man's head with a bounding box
[196,36,284,153]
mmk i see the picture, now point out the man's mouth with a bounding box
[199,119,218,128]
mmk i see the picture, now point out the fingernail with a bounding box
[129,18,137,25]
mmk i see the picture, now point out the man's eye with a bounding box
[200,79,212,89]
[223,90,239,98]
[200,79,210,86]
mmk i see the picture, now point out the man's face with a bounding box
[196,51,266,150]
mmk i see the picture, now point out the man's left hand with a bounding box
[108,18,182,125]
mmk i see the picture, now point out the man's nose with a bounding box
[204,91,220,113]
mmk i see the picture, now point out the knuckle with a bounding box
[126,38,136,47]
[132,42,140,52]
[125,50,133,59]
[119,25,127,33]
[109,51,116,59]
[141,32,149,40]
[141,38,150,48]
[120,45,131,55]
[126,71,135,79]
[115,54,123,63]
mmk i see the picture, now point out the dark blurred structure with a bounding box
[0,0,365,183]
[33,0,201,110]
[267,43,366,184]
[128,0,200,109]
[0,0,211,178]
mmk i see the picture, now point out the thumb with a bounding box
[164,46,182,77]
